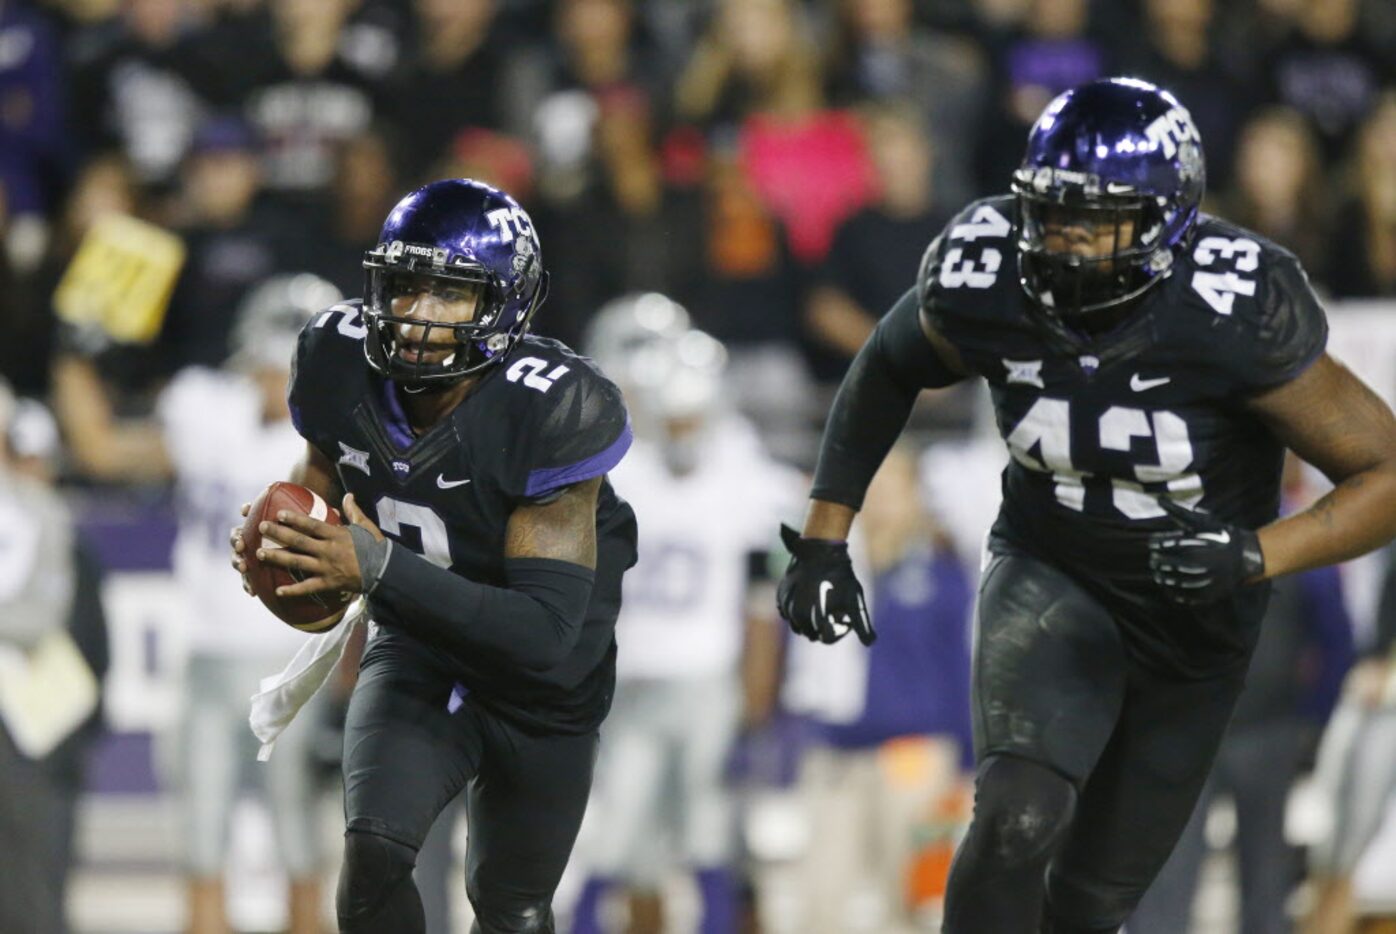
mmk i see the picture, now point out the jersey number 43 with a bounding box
[1007,398,1203,520]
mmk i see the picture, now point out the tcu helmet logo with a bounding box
[384,240,405,263]
[486,206,535,243]
[1143,106,1200,160]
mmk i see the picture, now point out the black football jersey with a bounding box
[919,195,1328,676]
[288,300,638,732]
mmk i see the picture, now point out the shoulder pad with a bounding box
[504,338,633,501]
[1177,221,1327,391]
[288,300,369,443]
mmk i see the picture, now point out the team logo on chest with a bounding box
[392,459,411,476]
[1003,358,1045,388]
[338,442,371,476]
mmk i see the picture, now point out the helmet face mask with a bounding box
[362,179,548,388]
[1015,190,1168,315]
[1013,78,1204,320]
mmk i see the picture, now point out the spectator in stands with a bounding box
[1132,0,1249,193]
[0,0,65,240]
[1305,543,1396,934]
[685,148,813,446]
[824,0,987,208]
[1327,92,1396,298]
[387,0,506,185]
[974,0,1108,194]
[1261,0,1393,167]
[279,126,401,297]
[677,0,875,267]
[780,447,974,933]
[1227,107,1330,283]
[512,0,664,205]
[0,379,98,934]
[1131,460,1355,934]
[538,88,705,350]
[158,116,281,372]
[214,0,383,212]
[806,102,949,382]
[157,274,340,934]
[67,0,210,193]
[0,179,54,397]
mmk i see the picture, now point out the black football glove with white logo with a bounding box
[1148,500,1265,605]
[777,524,876,645]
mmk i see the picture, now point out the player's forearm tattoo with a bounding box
[505,477,601,568]
[1309,473,1366,530]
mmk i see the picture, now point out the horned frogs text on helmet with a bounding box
[229,273,341,371]
[1012,77,1206,317]
[361,178,549,387]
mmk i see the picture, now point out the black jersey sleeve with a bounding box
[505,355,633,504]
[1230,250,1328,393]
[809,287,964,510]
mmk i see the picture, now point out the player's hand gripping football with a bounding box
[776,524,876,645]
[1148,499,1265,605]
[237,494,384,597]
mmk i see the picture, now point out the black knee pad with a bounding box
[972,755,1077,867]
[337,829,422,931]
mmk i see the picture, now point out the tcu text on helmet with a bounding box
[1143,107,1199,159]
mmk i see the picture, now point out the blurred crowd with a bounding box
[2,0,1396,453]
[2,0,1396,931]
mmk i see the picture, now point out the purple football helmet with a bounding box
[362,178,549,386]
[1013,77,1205,317]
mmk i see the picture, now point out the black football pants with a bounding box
[338,628,598,933]
[943,549,1247,933]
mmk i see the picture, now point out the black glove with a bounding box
[1148,500,1265,605]
[776,524,875,645]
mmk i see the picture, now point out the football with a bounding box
[242,481,351,632]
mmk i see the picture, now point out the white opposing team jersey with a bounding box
[158,367,307,658]
[609,416,802,680]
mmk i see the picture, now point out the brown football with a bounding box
[242,481,351,632]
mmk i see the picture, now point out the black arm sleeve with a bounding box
[809,287,964,510]
[369,546,596,673]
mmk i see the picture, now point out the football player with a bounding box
[230,179,637,933]
[776,78,1396,932]
[574,313,800,934]
[161,273,341,934]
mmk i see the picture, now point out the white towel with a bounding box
[248,597,367,761]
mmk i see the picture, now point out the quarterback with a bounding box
[232,179,636,933]
[777,78,1396,932]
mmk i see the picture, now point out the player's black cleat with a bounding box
[1148,499,1265,605]
[776,524,876,645]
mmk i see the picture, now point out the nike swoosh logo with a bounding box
[819,580,833,617]
[1130,374,1172,392]
[436,475,472,489]
[1198,530,1231,545]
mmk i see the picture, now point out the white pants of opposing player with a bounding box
[1309,699,1396,877]
[584,675,742,886]
[170,655,325,878]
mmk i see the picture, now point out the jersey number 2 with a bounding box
[1007,398,1203,519]
[375,497,453,568]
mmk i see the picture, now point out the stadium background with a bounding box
[2,0,1396,931]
